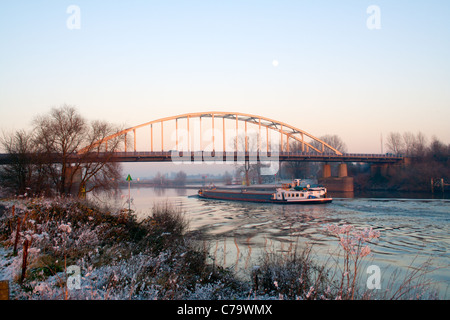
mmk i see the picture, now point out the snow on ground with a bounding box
[0,245,15,281]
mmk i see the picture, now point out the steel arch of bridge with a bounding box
[82,111,343,156]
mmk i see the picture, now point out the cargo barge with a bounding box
[198,179,332,204]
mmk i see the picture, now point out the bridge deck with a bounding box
[0,152,403,165]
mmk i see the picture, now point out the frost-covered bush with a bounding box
[133,201,189,254]
[0,197,247,300]
[323,223,380,299]
[1,198,124,264]
[252,246,334,300]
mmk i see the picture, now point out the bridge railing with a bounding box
[108,151,402,156]
[0,151,404,165]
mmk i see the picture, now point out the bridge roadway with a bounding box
[0,151,403,165]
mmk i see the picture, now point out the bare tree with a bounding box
[320,134,347,153]
[73,120,124,196]
[402,132,417,156]
[385,132,430,157]
[0,130,35,194]
[32,105,124,196]
[33,105,87,194]
[385,132,404,154]
[1,129,56,196]
[412,132,428,157]
[428,136,448,162]
[309,134,348,154]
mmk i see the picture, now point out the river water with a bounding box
[93,186,450,298]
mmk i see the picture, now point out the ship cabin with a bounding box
[273,189,308,201]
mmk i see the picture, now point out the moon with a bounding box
[272,60,279,67]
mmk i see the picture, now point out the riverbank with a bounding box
[0,197,246,299]
[0,196,443,300]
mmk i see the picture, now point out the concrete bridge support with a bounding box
[319,163,354,192]
[323,164,331,178]
[370,163,388,177]
[370,158,411,179]
[338,163,348,177]
[370,163,402,178]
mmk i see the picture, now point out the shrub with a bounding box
[252,246,333,300]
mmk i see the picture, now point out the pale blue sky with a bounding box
[1,1,449,157]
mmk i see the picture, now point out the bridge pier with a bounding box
[370,163,389,177]
[319,163,354,192]
[338,163,348,177]
[370,162,404,178]
[322,164,331,178]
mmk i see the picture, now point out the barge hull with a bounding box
[198,190,332,204]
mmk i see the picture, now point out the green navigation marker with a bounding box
[126,174,132,212]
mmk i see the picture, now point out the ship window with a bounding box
[296,193,299,197]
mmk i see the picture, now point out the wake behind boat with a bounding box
[198,179,332,204]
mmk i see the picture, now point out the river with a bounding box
[92,186,450,299]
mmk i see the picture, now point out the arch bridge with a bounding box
[83,111,342,155]
[76,111,402,164]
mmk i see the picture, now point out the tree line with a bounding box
[373,132,450,191]
[0,105,125,197]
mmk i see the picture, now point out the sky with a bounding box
[1,1,449,176]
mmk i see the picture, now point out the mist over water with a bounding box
[93,187,450,298]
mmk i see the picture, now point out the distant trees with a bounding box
[152,172,168,186]
[223,171,232,185]
[385,132,429,156]
[0,105,124,196]
[152,171,187,187]
[173,171,187,186]
[311,134,348,154]
[385,132,404,155]
[361,131,450,191]
[0,130,44,195]
[385,131,449,160]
